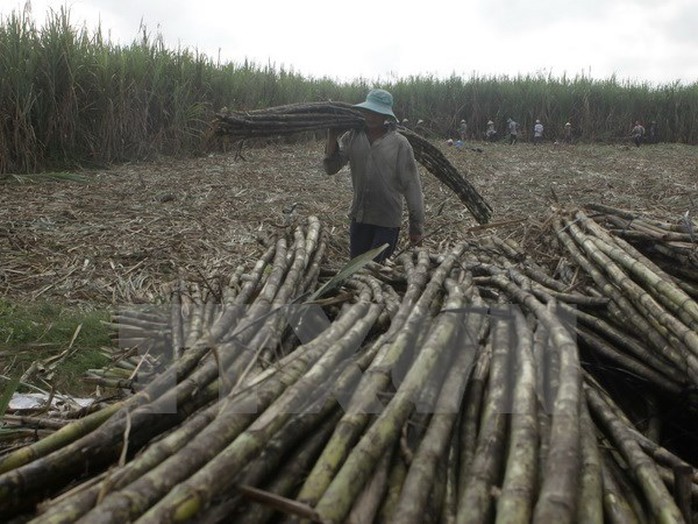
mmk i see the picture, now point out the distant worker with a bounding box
[533,119,544,145]
[507,118,519,144]
[563,122,573,144]
[647,120,658,143]
[485,120,497,142]
[458,119,468,141]
[631,120,645,147]
[401,118,410,129]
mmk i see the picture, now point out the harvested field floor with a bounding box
[0,140,696,306]
[1,140,698,523]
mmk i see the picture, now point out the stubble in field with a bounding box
[0,140,696,305]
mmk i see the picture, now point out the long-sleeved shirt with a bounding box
[632,125,645,137]
[324,129,425,236]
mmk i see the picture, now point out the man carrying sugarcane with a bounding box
[563,121,573,144]
[458,119,468,141]
[507,118,519,144]
[485,120,498,141]
[631,120,645,147]
[533,119,544,144]
[324,88,425,263]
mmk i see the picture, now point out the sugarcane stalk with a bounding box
[390,289,483,524]
[599,449,646,524]
[579,210,687,283]
[301,229,327,293]
[455,301,511,524]
[532,300,582,524]
[440,431,460,524]
[229,332,386,524]
[221,237,290,345]
[655,464,698,501]
[529,319,552,487]
[251,229,312,365]
[615,216,696,242]
[554,217,697,382]
[0,428,54,445]
[584,202,638,220]
[32,401,221,524]
[212,237,313,390]
[81,300,379,523]
[588,232,698,331]
[428,451,448,524]
[503,266,609,308]
[576,394,603,524]
[182,298,205,349]
[109,317,168,334]
[632,430,698,482]
[463,266,583,522]
[302,216,321,268]
[495,309,538,524]
[0,401,125,476]
[345,444,393,524]
[201,299,221,336]
[314,281,467,524]
[585,381,685,523]
[562,304,684,385]
[85,367,138,379]
[81,377,135,390]
[576,325,683,396]
[295,246,462,508]
[672,464,694,524]
[458,342,491,486]
[134,298,381,523]
[2,415,70,431]
[585,373,698,486]
[566,218,698,369]
[376,450,409,523]
[207,411,343,524]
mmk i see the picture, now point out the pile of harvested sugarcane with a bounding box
[214,102,493,225]
[1,208,698,523]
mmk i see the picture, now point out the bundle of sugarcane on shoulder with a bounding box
[213,96,493,226]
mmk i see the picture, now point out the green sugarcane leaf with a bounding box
[0,376,21,418]
[306,244,387,302]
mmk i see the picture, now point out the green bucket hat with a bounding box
[353,89,397,120]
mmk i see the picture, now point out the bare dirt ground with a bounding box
[1,139,696,307]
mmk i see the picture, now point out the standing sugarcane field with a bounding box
[2,8,698,524]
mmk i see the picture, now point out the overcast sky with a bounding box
[5,0,698,86]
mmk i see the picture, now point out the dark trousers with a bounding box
[350,221,400,263]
